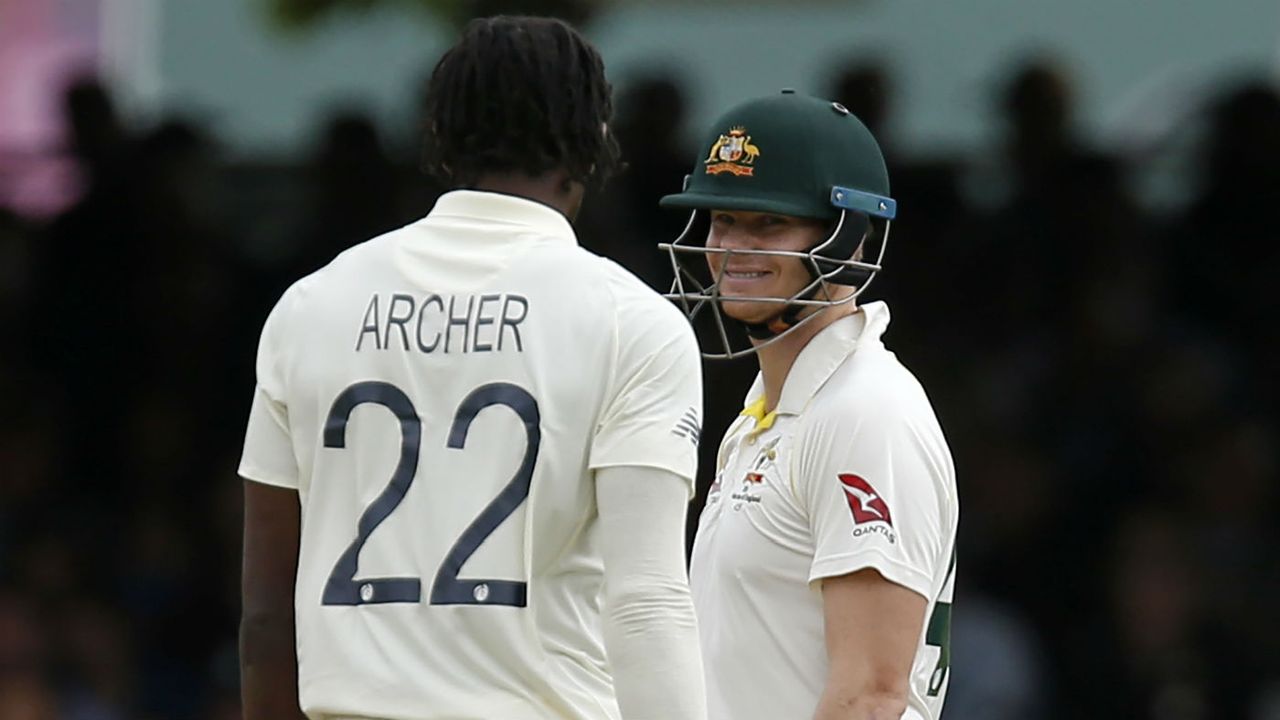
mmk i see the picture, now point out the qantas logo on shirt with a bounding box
[838,474,893,527]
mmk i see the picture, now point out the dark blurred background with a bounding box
[2,1,1278,719]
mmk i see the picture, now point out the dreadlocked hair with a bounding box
[421,15,622,189]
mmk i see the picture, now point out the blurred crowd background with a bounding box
[2,1,1279,719]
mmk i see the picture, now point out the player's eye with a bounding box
[711,213,735,226]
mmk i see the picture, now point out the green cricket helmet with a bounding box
[657,89,896,359]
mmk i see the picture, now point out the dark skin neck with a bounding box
[471,169,586,222]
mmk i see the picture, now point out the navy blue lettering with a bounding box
[445,295,474,354]
[385,294,415,351]
[358,293,527,354]
[473,294,501,352]
[499,295,528,352]
[416,294,444,353]
[356,294,381,351]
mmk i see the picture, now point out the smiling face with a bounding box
[704,209,830,324]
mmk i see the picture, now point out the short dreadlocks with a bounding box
[421,16,621,189]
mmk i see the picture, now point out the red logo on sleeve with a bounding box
[838,474,893,526]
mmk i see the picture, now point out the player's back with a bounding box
[254,191,690,719]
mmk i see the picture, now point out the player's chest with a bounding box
[698,427,810,551]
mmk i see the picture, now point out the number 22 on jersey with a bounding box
[319,380,540,608]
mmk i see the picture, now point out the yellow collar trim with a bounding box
[740,397,778,431]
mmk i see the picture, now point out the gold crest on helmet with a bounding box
[704,126,760,176]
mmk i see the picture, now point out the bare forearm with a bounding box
[816,570,925,720]
[240,616,307,720]
[240,481,305,719]
[812,688,907,720]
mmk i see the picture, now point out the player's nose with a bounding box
[714,225,760,250]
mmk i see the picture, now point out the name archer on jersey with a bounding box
[355,292,529,354]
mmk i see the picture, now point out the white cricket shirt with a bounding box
[239,191,703,720]
[690,302,957,720]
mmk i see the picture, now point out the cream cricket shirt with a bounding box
[239,191,703,720]
[690,302,958,720]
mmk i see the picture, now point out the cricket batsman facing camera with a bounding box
[659,89,959,720]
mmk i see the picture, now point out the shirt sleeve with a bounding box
[596,466,707,720]
[238,290,301,489]
[589,290,703,495]
[795,403,949,600]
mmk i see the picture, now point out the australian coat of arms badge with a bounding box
[704,126,760,176]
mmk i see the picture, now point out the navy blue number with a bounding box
[430,383,540,607]
[321,382,422,606]
[320,381,540,608]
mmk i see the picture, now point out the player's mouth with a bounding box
[718,268,774,294]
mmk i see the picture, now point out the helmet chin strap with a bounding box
[740,284,823,340]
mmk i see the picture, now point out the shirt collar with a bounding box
[425,190,578,243]
[740,395,778,431]
[740,301,892,422]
